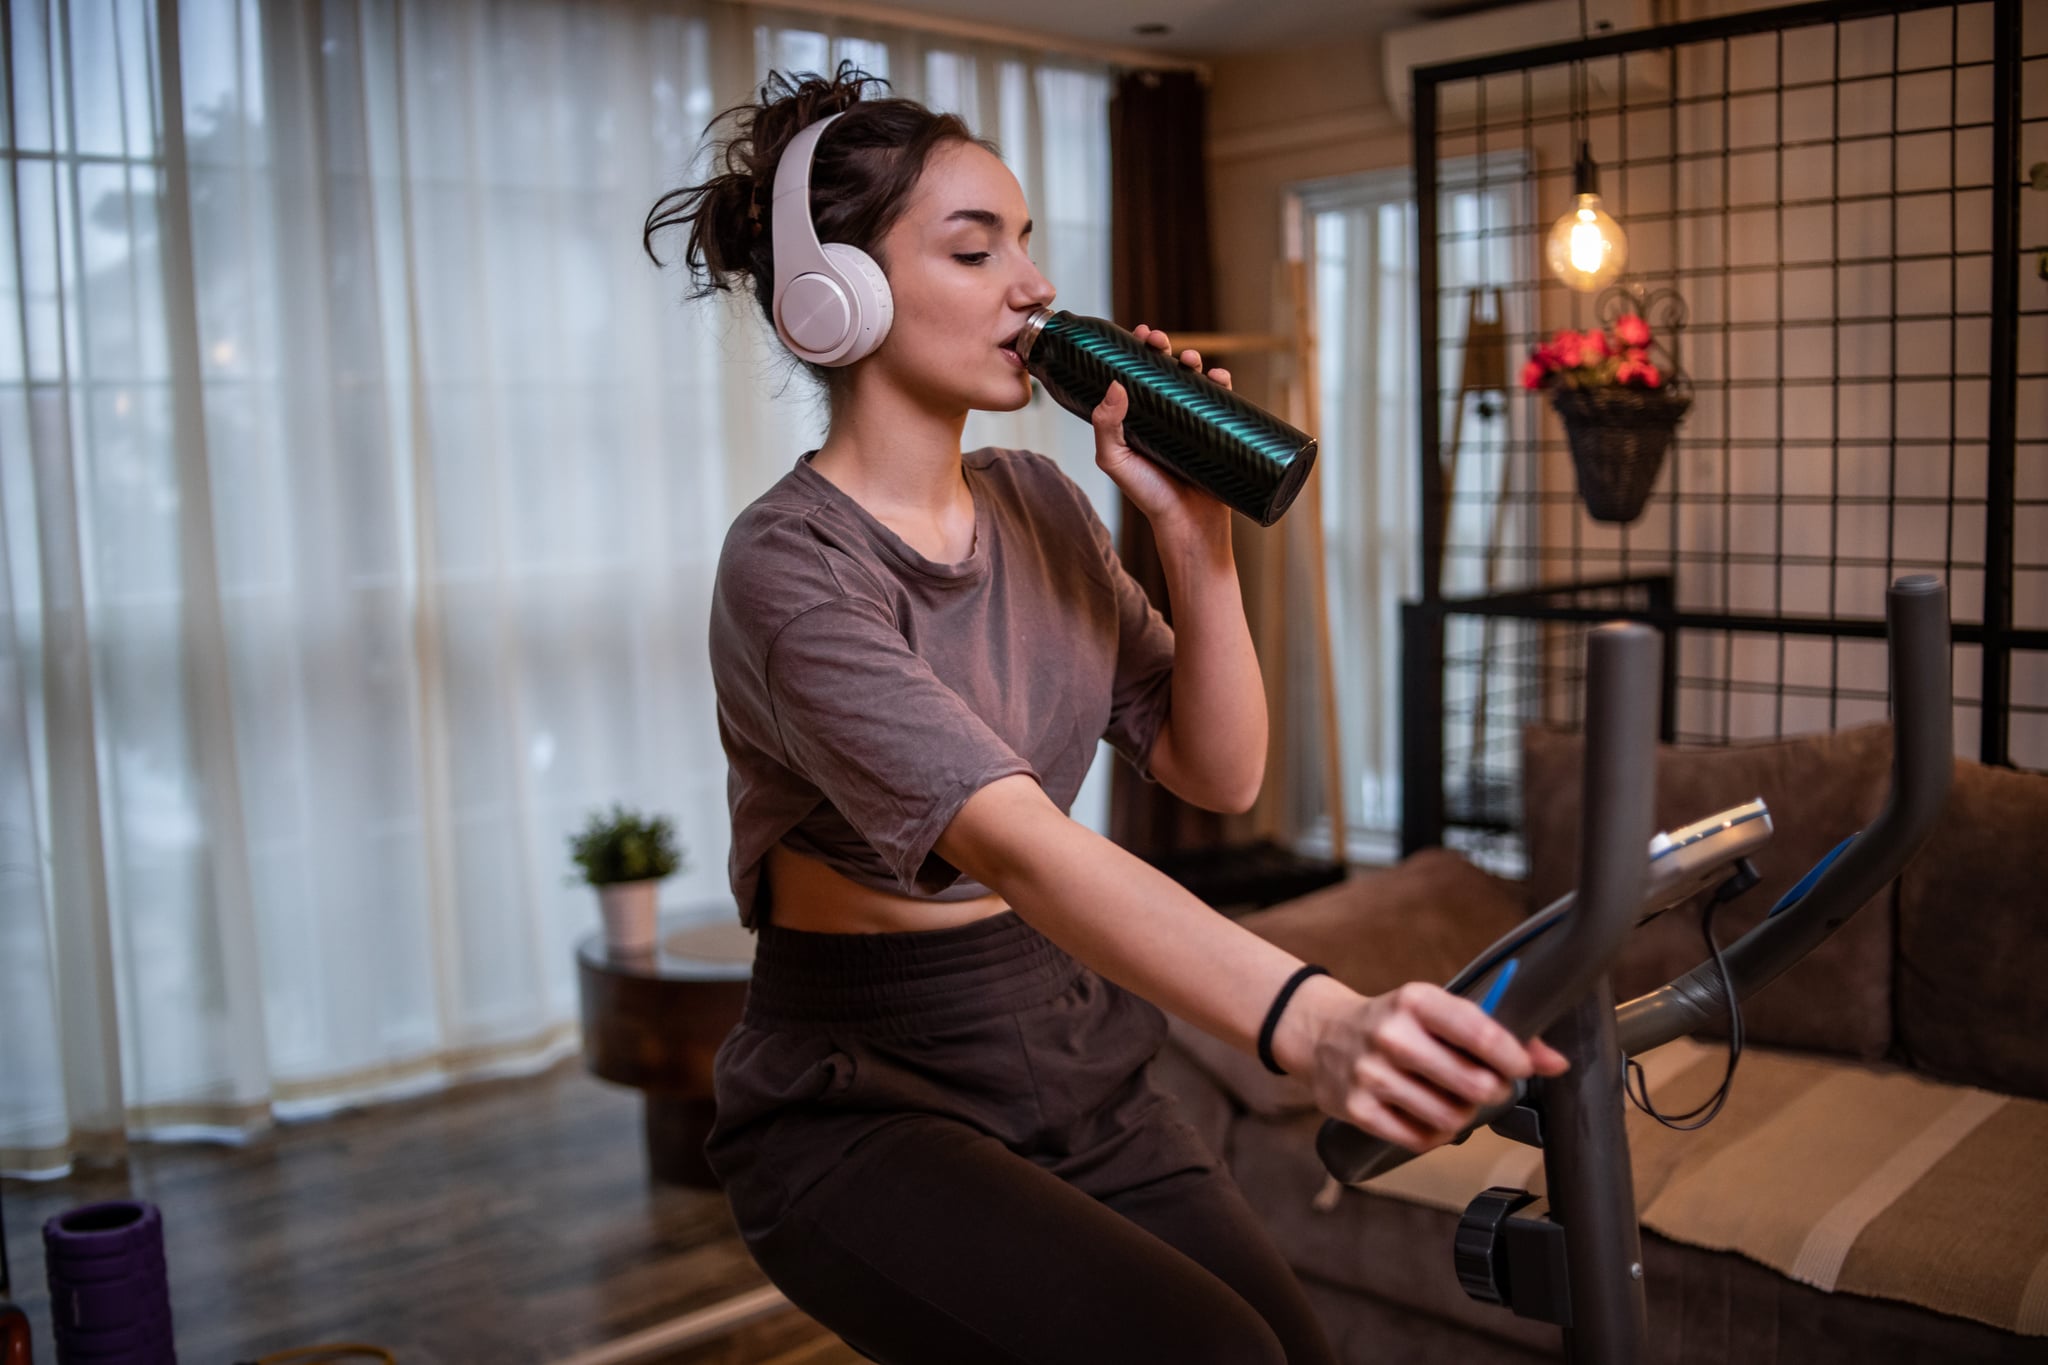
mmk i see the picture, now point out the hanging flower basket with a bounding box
[1550,385,1692,522]
[1523,303,1691,524]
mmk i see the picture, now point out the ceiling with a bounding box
[861,0,1512,59]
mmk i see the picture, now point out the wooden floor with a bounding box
[1,1057,863,1364]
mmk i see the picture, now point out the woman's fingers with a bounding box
[1133,324,1230,389]
[1340,1091,1442,1155]
[1091,380,1129,445]
[1323,983,1573,1154]
[1404,983,1542,1084]
[1354,1053,1471,1136]
[1376,1010,1514,1108]
[1131,326,1229,387]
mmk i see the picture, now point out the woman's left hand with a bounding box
[1090,325,1234,546]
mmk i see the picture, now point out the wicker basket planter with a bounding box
[1549,385,1692,523]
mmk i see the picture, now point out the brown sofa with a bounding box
[1153,725,2048,1363]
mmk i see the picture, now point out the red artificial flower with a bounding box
[1581,328,1612,362]
[1521,358,1547,390]
[1624,345,1648,363]
[1615,358,1664,388]
[1549,330,1584,369]
[1615,314,1651,348]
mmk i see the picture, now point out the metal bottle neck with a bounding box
[1013,306,1056,362]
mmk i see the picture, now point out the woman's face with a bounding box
[866,140,1055,413]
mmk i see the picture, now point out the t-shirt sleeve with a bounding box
[764,595,1040,895]
[1083,501,1177,780]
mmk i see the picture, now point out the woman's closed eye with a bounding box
[953,252,992,266]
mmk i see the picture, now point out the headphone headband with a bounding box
[770,113,837,284]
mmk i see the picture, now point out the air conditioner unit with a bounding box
[1383,0,1658,126]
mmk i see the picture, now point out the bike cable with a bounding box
[1623,864,1754,1131]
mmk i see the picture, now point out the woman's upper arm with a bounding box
[931,773,1067,892]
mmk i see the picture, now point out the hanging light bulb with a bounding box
[1547,142,1627,292]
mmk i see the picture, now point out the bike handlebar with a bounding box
[1613,574,1952,1053]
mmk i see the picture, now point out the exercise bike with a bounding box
[1317,573,1953,1365]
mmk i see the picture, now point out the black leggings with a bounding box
[703,910,1339,1365]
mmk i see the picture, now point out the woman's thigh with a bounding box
[1091,1144,1340,1365]
[744,1113,1300,1365]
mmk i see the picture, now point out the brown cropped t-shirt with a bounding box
[709,448,1176,929]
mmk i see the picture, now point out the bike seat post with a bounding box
[1547,622,1660,1363]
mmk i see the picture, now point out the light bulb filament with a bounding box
[1570,217,1608,273]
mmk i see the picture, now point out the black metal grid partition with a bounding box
[1401,0,2048,861]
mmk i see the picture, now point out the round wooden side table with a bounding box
[575,911,755,1188]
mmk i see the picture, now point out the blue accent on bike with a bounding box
[1768,834,1856,917]
[1480,958,1520,1016]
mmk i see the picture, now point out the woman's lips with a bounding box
[998,344,1024,369]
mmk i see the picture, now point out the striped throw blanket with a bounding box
[1357,1039,2048,1336]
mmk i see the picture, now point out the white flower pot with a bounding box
[596,879,661,955]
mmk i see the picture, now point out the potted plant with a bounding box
[1521,305,1692,523]
[567,803,685,955]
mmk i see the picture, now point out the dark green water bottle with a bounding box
[1014,308,1318,527]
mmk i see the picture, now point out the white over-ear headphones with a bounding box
[771,112,894,367]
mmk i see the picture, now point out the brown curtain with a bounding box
[1106,69,1227,858]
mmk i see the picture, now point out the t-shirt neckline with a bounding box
[794,450,993,585]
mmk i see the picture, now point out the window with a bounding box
[1293,155,1529,861]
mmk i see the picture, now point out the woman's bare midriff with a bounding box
[763,843,1012,934]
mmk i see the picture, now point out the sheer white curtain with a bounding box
[1,0,1111,1176]
[1295,158,1525,857]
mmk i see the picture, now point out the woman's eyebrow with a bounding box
[945,208,1033,237]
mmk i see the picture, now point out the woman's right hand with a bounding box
[1299,980,1571,1155]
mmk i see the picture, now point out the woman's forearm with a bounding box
[937,777,1344,1067]
[938,775,1565,1152]
[1147,523,1268,812]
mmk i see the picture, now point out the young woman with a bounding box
[644,66,1566,1365]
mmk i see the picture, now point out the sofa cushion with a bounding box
[1243,1038,2048,1339]
[1163,849,1529,1116]
[1249,1123,2042,1364]
[1895,758,2048,1102]
[1522,723,1895,1059]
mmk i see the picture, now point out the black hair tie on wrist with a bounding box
[1258,964,1331,1077]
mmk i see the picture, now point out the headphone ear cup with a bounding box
[777,268,856,361]
[821,243,894,364]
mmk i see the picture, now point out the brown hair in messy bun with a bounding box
[643,63,994,369]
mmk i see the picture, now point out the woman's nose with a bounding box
[1016,270,1055,310]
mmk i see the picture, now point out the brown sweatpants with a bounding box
[702,909,1340,1365]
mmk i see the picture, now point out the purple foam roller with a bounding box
[42,1201,177,1365]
